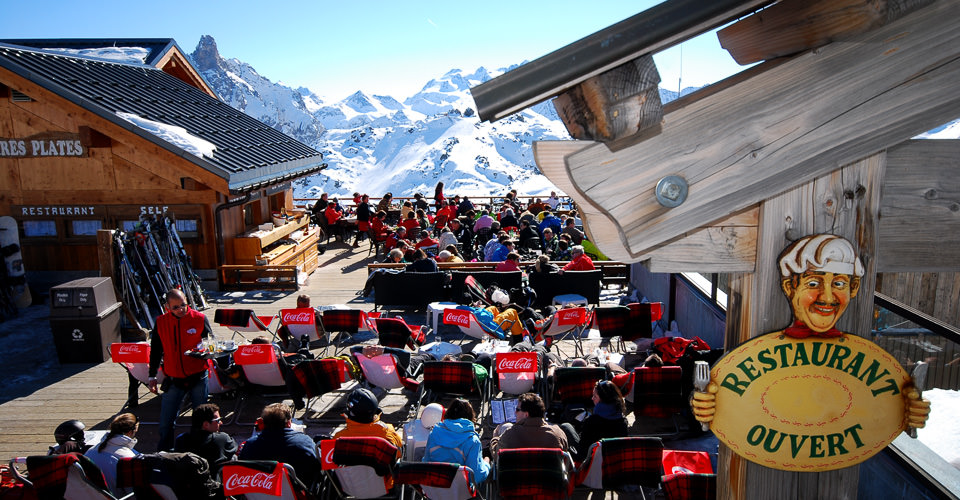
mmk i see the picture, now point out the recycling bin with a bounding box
[49,277,122,363]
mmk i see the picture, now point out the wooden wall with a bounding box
[876,272,960,328]
[0,72,227,271]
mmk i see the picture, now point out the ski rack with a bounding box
[112,214,209,330]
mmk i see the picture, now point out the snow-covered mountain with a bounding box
[189,35,960,200]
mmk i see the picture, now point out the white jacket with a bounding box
[85,434,139,495]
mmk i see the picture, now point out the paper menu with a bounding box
[491,398,518,425]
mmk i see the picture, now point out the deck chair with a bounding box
[25,452,120,499]
[550,367,606,409]
[575,437,664,498]
[368,227,390,257]
[420,361,488,416]
[116,452,216,500]
[396,461,478,500]
[320,309,374,354]
[661,473,717,500]
[493,351,540,396]
[353,352,420,392]
[496,448,575,500]
[442,308,510,341]
[618,302,662,352]
[327,437,401,499]
[214,309,275,342]
[234,344,287,389]
[375,317,426,350]
[110,342,166,410]
[289,358,346,417]
[631,366,685,435]
[536,307,591,356]
[279,308,321,343]
[220,461,311,500]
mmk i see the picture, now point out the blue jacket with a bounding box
[422,419,490,483]
[538,215,562,237]
[239,428,320,486]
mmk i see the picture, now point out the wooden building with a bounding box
[472,0,960,498]
[0,39,324,288]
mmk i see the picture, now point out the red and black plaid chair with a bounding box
[328,437,401,499]
[320,309,363,355]
[632,366,685,434]
[375,317,426,350]
[25,453,117,499]
[593,305,633,353]
[220,460,311,500]
[396,461,478,500]
[290,358,346,417]
[575,437,664,496]
[661,472,717,500]
[496,448,575,500]
[420,361,488,415]
[550,367,606,408]
[214,308,275,342]
[116,455,174,500]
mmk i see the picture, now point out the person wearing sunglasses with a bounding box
[174,403,237,466]
[148,288,214,451]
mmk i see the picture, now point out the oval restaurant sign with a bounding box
[710,333,909,472]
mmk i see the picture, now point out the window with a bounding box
[22,220,57,237]
[121,220,139,232]
[70,220,102,236]
[174,219,199,238]
[243,204,254,228]
[681,272,729,310]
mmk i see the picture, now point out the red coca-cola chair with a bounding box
[279,308,321,343]
[441,308,511,342]
[492,351,541,396]
[220,461,311,500]
[110,341,166,413]
[535,306,593,356]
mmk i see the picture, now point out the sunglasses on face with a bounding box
[210,417,221,423]
[169,304,187,311]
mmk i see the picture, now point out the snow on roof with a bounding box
[40,46,150,65]
[116,112,216,159]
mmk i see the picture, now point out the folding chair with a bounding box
[396,461,479,500]
[234,344,287,389]
[375,317,426,350]
[662,473,717,500]
[550,367,606,409]
[619,302,662,352]
[289,358,347,417]
[279,308,321,343]
[368,227,389,257]
[110,342,165,411]
[220,460,312,500]
[116,452,219,500]
[492,351,541,396]
[535,307,591,356]
[327,436,402,499]
[575,437,664,498]
[495,448,575,500]
[214,308,275,342]
[442,308,510,342]
[353,352,420,392]
[631,366,685,435]
[24,452,123,499]
[319,309,370,355]
[420,361,489,417]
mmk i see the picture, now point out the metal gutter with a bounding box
[470,0,772,122]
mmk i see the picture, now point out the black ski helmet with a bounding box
[54,420,86,445]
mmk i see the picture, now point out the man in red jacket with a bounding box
[561,245,595,272]
[148,289,213,451]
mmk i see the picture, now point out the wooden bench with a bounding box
[219,265,299,291]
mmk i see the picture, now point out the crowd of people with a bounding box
[310,184,596,271]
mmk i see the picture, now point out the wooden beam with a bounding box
[78,125,111,148]
[535,141,758,271]
[718,0,935,65]
[544,0,960,263]
[553,55,662,144]
[877,139,960,271]
[721,151,885,499]
[97,229,115,285]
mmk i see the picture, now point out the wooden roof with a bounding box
[0,43,324,195]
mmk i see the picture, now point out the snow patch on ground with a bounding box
[917,388,960,468]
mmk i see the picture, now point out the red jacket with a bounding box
[324,205,342,225]
[563,254,595,271]
[149,308,209,378]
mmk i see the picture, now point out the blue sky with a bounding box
[1,0,746,102]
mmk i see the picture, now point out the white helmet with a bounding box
[420,403,444,428]
[491,289,510,306]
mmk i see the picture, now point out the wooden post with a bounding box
[720,151,885,499]
[97,229,115,284]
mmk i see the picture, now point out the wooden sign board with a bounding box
[0,132,88,158]
[709,333,909,471]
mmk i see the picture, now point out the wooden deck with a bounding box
[0,240,635,458]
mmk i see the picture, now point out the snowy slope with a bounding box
[187,35,960,201]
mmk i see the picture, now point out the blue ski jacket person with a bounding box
[422,418,490,484]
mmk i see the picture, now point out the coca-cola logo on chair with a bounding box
[281,308,315,325]
[110,343,149,363]
[443,309,471,328]
[497,352,537,373]
[221,463,283,496]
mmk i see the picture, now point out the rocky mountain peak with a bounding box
[191,35,222,73]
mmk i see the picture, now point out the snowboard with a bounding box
[0,216,31,309]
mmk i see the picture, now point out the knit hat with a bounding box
[346,388,381,423]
